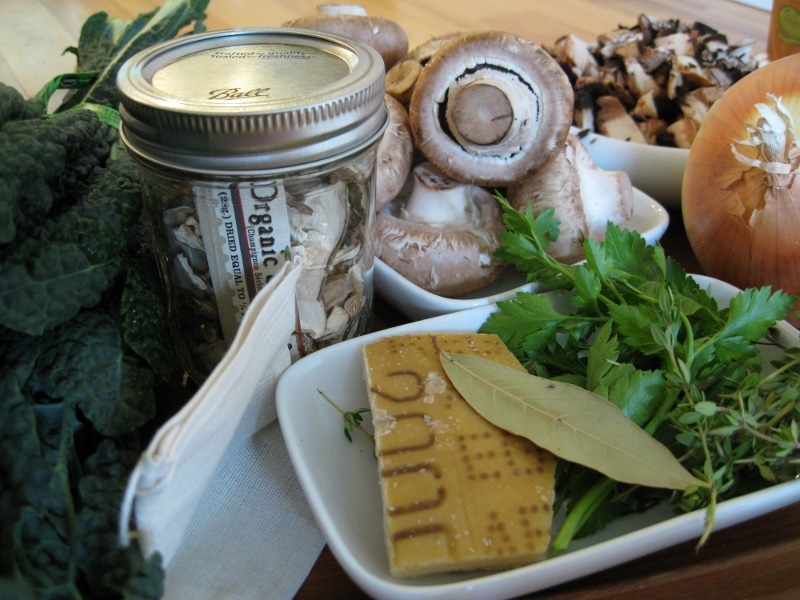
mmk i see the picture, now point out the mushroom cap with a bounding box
[385,59,423,105]
[376,164,506,296]
[508,144,587,264]
[405,32,465,63]
[375,94,414,212]
[408,30,574,187]
[508,133,633,263]
[385,33,465,106]
[283,6,409,70]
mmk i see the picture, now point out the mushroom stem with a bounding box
[401,162,482,227]
[447,82,514,146]
[376,162,507,296]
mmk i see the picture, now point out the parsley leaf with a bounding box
[482,195,800,553]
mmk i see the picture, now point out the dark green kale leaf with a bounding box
[58,0,210,111]
[74,439,163,599]
[29,308,156,438]
[0,109,115,245]
[0,152,142,336]
[0,82,44,127]
[0,364,164,599]
[120,255,177,383]
[0,370,78,597]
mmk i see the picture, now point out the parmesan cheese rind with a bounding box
[363,333,557,578]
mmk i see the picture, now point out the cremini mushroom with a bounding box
[375,94,414,212]
[282,4,408,70]
[384,32,464,105]
[508,134,634,263]
[595,95,647,144]
[376,161,506,296]
[408,30,574,187]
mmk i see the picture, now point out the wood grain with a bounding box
[2,0,771,97]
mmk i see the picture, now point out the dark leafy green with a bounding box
[0,151,143,336]
[0,101,116,245]
[480,195,800,553]
[0,369,163,599]
[0,2,208,596]
[58,0,210,111]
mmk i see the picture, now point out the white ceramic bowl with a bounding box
[573,127,689,209]
[375,188,669,321]
[276,276,800,600]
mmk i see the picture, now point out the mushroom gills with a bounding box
[376,162,506,296]
[408,31,574,187]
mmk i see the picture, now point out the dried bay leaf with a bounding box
[440,351,708,491]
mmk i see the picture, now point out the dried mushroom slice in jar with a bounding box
[141,178,228,379]
[287,156,376,356]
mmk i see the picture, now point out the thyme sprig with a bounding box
[318,389,373,443]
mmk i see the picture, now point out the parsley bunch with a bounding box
[480,195,800,553]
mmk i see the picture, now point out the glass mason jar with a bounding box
[116,28,387,382]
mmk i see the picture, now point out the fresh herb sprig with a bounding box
[318,389,373,443]
[480,194,800,553]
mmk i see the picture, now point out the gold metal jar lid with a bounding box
[116,27,387,174]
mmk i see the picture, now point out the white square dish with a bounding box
[277,275,800,600]
[375,188,670,321]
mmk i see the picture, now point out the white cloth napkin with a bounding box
[120,257,325,599]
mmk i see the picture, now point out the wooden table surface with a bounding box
[4,1,798,599]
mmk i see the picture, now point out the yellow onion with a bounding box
[682,53,800,325]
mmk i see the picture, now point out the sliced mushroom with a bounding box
[282,5,408,70]
[508,134,633,263]
[376,162,506,296]
[408,31,574,187]
[595,95,647,144]
[550,34,600,78]
[638,118,668,145]
[551,14,766,147]
[375,94,414,212]
[289,183,348,339]
[665,117,697,149]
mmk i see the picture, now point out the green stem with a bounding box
[551,477,617,556]
[317,389,373,443]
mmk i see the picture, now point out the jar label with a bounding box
[195,182,291,343]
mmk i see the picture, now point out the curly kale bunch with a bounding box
[0,81,176,599]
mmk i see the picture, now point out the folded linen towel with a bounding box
[120,258,325,599]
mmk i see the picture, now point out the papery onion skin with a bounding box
[682,53,800,326]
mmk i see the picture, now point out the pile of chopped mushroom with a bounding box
[548,14,768,148]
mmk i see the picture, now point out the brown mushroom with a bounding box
[376,162,506,296]
[595,95,648,144]
[407,31,574,187]
[508,134,633,263]
[282,5,408,70]
[375,94,414,212]
[665,117,697,149]
[550,15,766,148]
[384,33,464,106]
[385,59,423,105]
